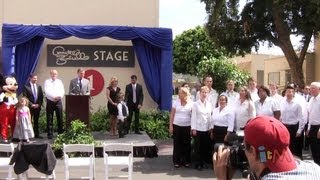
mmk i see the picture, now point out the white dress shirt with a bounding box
[117,101,129,121]
[196,88,218,109]
[308,94,320,130]
[44,78,65,101]
[211,105,235,132]
[249,88,259,102]
[221,90,239,108]
[234,99,256,130]
[191,99,213,132]
[280,98,305,134]
[293,93,308,124]
[255,97,280,117]
[270,93,283,107]
[172,99,193,127]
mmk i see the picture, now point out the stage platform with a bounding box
[5,131,158,158]
[93,131,158,157]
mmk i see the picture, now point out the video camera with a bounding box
[214,130,248,170]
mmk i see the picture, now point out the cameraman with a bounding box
[213,115,320,179]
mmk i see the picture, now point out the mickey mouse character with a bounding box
[0,74,18,142]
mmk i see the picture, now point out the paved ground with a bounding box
[0,138,314,180]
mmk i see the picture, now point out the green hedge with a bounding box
[38,108,170,140]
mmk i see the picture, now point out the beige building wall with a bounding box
[264,53,314,88]
[0,0,160,112]
[233,54,280,85]
[233,53,315,89]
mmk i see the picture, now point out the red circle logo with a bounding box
[84,69,104,96]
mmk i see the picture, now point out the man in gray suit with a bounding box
[69,68,90,95]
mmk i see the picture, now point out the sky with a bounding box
[158,0,306,55]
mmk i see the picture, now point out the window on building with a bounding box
[268,72,280,85]
[285,70,291,84]
[257,70,264,86]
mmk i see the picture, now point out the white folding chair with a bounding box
[103,142,133,180]
[63,144,95,180]
[0,143,15,180]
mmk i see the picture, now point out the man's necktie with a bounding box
[79,78,82,90]
[32,84,37,102]
[133,84,136,103]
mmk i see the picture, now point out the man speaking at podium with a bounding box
[69,68,90,95]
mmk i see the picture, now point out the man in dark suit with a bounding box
[22,73,44,138]
[69,68,90,95]
[125,75,144,134]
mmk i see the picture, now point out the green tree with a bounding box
[173,26,228,75]
[197,57,250,93]
[201,0,320,87]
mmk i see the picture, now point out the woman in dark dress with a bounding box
[106,76,121,136]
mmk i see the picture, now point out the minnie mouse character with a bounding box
[0,74,18,142]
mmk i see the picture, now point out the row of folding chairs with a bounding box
[0,143,55,180]
[0,142,134,180]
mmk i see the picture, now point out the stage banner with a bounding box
[47,44,135,67]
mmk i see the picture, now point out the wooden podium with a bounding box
[65,95,90,128]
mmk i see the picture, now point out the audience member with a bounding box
[69,68,90,95]
[116,92,129,138]
[255,85,280,119]
[234,86,256,131]
[106,76,121,136]
[196,76,218,108]
[44,69,65,139]
[125,75,144,134]
[191,82,201,102]
[302,85,311,102]
[12,97,34,142]
[221,80,239,107]
[247,77,259,102]
[191,86,213,171]
[22,73,43,138]
[169,87,193,168]
[306,82,320,166]
[280,85,305,159]
[269,83,283,105]
[211,95,235,144]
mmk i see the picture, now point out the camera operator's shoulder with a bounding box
[296,160,320,177]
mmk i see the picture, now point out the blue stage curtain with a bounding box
[15,36,44,94]
[132,39,161,107]
[1,24,173,110]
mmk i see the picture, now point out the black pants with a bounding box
[304,124,310,149]
[127,103,140,133]
[213,126,228,144]
[173,125,191,165]
[309,125,320,165]
[192,130,211,166]
[284,123,303,159]
[30,107,41,137]
[117,119,126,138]
[46,99,63,136]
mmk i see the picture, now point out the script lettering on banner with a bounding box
[47,45,135,67]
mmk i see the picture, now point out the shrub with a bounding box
[89,106,109,132]
[197,57,250,93]
[53,120,96,152]
[38,107,170,140]
[38,110,66,133]
[140,110,170,140]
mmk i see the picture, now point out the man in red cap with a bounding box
[213,115,320,179]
